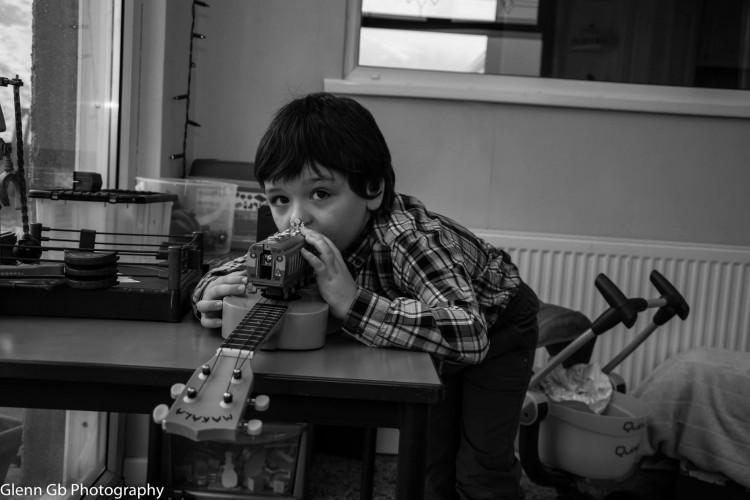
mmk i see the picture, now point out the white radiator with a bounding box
[472,230,750,391]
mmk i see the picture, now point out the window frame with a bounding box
[324,0,750,118]
[2,1,126,490]
[53,412,126,500]
[75,0,122,189]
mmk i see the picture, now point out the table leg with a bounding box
[146,421,163,485]
[360,427,377,500]
[396,403,430,500]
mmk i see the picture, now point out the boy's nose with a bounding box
[288,206,310,228]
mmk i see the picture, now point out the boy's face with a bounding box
[264,164,383,251]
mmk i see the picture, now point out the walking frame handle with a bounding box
[649,269,690,325]
[601,270,690,374]
[591,274,647,334]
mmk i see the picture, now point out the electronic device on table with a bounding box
[0,217,207,322]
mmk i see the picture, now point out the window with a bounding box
[1,0,125,496]
[1,0,121,237]
[325,0,750,117]
[360,0,544,76]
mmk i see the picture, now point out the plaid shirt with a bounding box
[193,193,521,364]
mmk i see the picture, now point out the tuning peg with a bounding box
[251,395,270,411]
[170,383,186,400]
[246,418,263,436]
[152,404,169,425]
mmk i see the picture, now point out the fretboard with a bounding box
[219,302,288,352]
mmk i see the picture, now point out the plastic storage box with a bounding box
[187,159,267,250]
[30,189,176,263]
[538,391,650,480]
[163,423,308,499]
[190,176,266,251]
[135,177,237,254]
[229,181,266,250]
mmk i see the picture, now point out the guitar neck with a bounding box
[219,301,289,354]
[159,299,290,442]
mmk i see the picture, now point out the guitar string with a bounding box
[188,295,271,399]
[223,295,269,370]
[190,293,289,402]
[224,295,279,396]
[232,295,286,373]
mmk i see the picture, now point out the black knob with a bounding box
[232,369,242,380]
[223,392,233,404]
[201,364,211,376]
[186,387,197,399]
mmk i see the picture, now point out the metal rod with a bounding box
[42,238,176,248]
[41,227,191,239]
[116,274,165,279]
[12,77,30,237]
[602,322,659,374]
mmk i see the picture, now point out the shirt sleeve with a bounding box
[340,230,489,365]
[191,255,247,318]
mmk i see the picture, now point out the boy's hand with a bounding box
[299,227,357,320]
[195,272,252,328]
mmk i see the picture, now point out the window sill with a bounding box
[324,67,750,119]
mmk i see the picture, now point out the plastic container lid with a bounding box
[29,189,178,204]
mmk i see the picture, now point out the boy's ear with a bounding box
[366,179,385,211]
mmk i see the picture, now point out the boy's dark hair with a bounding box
[254,92,395,212]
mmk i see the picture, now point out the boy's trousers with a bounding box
[425,281,540,500]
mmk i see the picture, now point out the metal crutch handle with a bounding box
[601,270,690,374]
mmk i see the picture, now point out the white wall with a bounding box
[123,0,193,182]
[177,0,749,248]
[365,97,750,246]
[189,0,346,168]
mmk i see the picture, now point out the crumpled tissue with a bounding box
[539,362,613,414]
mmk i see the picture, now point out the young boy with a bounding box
[193,92,539,500]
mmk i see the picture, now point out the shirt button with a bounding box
[354,327,364,334]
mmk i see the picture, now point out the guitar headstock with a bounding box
[154,349,269,442]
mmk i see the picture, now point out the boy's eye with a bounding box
[311,190,330,200]
[268,195,288,206]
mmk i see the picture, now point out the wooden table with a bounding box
[0,314,442,499]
